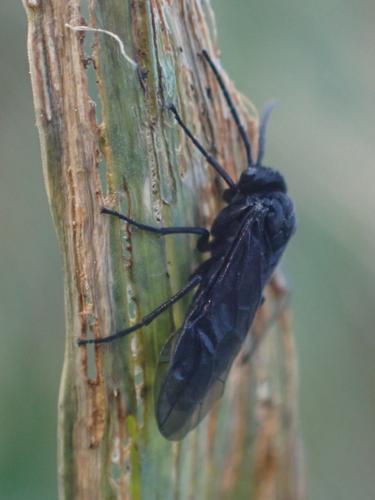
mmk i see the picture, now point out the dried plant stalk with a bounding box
[23,0,304,498]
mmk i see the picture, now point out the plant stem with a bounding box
[23,0,304,498]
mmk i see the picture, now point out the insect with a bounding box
[78,49,296,440]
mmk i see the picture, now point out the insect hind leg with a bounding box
[241,275,290,364]
[78,274,202,345]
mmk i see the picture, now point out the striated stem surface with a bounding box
[23,0,304,498]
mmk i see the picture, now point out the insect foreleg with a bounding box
[168,104,236,190]
[77,274,202,346]
[101,208,209,239]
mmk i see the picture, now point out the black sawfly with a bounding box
[78,49,296,441]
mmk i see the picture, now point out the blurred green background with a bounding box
[1,1,374,499]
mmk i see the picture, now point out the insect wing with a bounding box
[208,218,265,349]
[155,215,269,440]
[155,323,226,441]
[154,330,180,413]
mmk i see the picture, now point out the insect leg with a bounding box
[168,104,236,190]
[241,285,290,364]
[101,208,210,250]
[202,49,253,167]
[101,207,208,237]
[77,274,202,346]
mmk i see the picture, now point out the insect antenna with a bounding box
[202,49,253,167]
[256,100,278,166]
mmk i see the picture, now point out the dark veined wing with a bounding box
[155,212,272,440]
[155,326,229,440]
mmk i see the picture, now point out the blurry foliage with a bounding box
[1,1,374,499]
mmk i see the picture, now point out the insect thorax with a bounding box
[237,166,287,195]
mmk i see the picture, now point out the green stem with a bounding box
[23,0,303,498]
